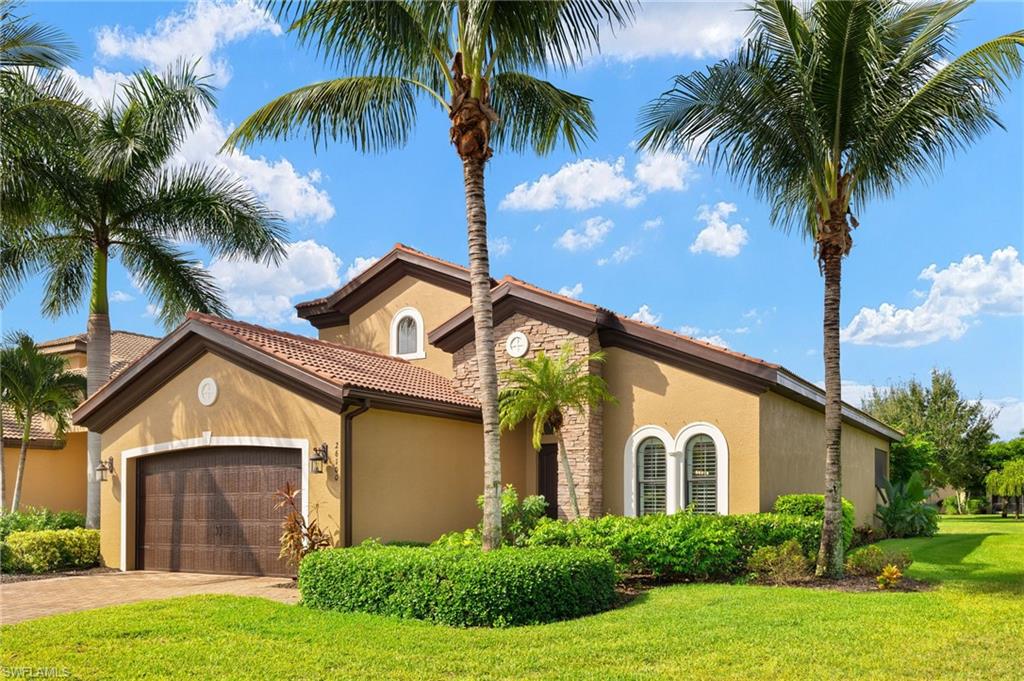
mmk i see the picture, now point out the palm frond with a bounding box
[0,0,77,69]
[490,71,595,154]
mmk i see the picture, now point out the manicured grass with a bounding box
[3,517,1022,680]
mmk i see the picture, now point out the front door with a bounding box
[537,444,558,519]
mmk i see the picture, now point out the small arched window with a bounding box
[389,307,425,359]
[636,437,666,515]
[686,434,717,514]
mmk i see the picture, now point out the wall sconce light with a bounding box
[310,443,329,475]
[95,457,114,482]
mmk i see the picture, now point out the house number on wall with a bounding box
[505,332,530,358]
[197,377,218,406]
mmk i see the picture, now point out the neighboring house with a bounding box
[2,331,159,512]
[74,244,899,577]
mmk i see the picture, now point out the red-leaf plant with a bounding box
[273,482,332,570]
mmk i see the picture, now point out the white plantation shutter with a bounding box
[637,437,666,515]
[687,435,717,514]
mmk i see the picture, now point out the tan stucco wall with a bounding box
[349,410,528,544]
[759,391,889,526]
[601,347,762,516]
[317,276,468,378]
[95,351,342,569]
[2,432,86,512]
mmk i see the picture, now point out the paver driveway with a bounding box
[0,571,298,625]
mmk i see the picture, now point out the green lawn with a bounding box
[3,517,1022,680]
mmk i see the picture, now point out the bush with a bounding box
[851,525,884,549]
[844,544,913,577]
[432,485,547,549]
[747,539,811,585]
[966,498,986,515]
[0,507,85,542]
[877,564,903,590]
[4,528,100,573]
[773,494,855,550]
[877,472,939,538]
[526,512,822,581]
[941,497,961,515]
[299,545,616,627]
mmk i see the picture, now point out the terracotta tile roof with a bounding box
[188,312,479,410]
[1,408,65,447]
[3,331,158,444]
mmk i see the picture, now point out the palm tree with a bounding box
[1,61,286,528]
[637,0,1023,577]
[1,332,86,512]
[498,343,615,520]
[224,1,632,549]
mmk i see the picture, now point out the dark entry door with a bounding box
[537,444,558,519]
[136,447,300,576]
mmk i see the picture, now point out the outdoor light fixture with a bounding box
[95,457,114,482]
[310,442,330,475]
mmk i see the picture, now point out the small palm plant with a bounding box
[0,332,86,512]
[2,61,286,528]
[498,343,616,520]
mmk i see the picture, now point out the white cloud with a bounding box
[642,217,663,231]
[813,380,881,408]
[144,303,162,319]
[630,304,661,325]
[556,217,613,252]
[95,0,281,87]
[111,290,135,303]
[690,202,749,257]
[697,335,729,349]
[489,236,512,257]
[598,2,748,61]
[502,158,641,211]
[345,256,379,282]
[208,240,341,324]
[679,324,702,336]
[841,247,1024,347]
[558,282,584,300]
[634,151,694,193]
[598,244,639,266]
[983,397,1024,440]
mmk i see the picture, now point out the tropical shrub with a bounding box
[772,494,855,550]
[4,528,100,573]
[877,564,903,590]
[526,512,821,581]
[0,507,85,541]
[299,545,616,627]
[876,472,939,538]
[941,497,961,515]
[746,539,811,585]
[433,485,548,549]
[274,483,331,568]
[851,525,884,548]
[844,545,913,577]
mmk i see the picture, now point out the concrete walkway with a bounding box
[0,571,298,625]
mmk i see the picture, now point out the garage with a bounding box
[136,447,300,577]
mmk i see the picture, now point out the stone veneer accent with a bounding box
[451,313,604,519]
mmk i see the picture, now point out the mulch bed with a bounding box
[1,566,118,584]
[754,575,934,593]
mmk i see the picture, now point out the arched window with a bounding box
[389,307,425,360]
[686,434,717,514]
[636,437,666,516]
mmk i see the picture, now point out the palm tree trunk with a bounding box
[815,249,845,578]
[555,430,580,520]
[86,247,111,529]
[462,156,502,550]
[10,418,33,512]
[0,425,6,513]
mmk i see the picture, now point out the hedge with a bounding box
[299,545,617,627]
[772,494,855,550]
[525,512,822,581]
[0,507,85,542]
[4,528,100,573]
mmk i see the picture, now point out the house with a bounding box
[73,244,898,577]
[2,331,158,512]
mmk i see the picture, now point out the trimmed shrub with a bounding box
[526,512,821,581]
[0,507,85,542]
[5,528,100,573]
[299,545,616,627]
[844,544,913,577]
[747,539,811,585]
[773,494,856,549]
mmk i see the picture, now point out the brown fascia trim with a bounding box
[344,388,481,422]
[296,249,489,329]
[74,320,348,431]
[38,340,87,356]
[2,437,64,450]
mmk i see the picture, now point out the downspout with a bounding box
[343,398,371,547]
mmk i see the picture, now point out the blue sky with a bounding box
[6,1,1023,437]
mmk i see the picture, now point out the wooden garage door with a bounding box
[136,447,300,576]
